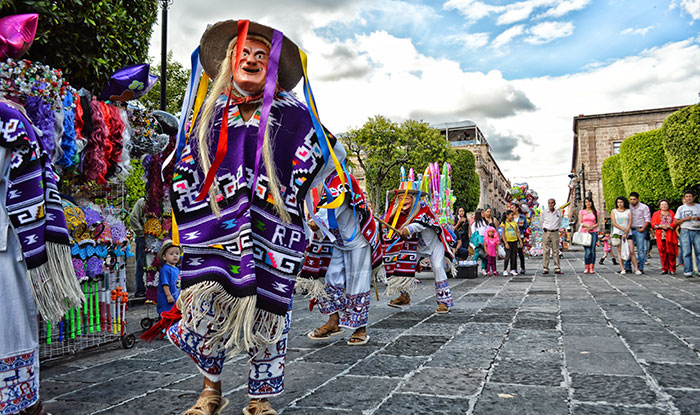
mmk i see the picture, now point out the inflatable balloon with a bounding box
[0,14,38,59]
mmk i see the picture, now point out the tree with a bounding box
[619,129,680,208]
[601,154,625,212]
[342,116,480,213]
[662,104,700,195]
[140,51,189,114]
[341,116,408,211]
[2,0,159,93]
[448,149,480,212]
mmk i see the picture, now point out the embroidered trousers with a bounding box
[168,301,292,399]
[317,245,371,328]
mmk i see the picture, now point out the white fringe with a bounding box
[373,266,387,284]
[295,277,329,301]
[28,242,85,324]
[384,276,418,297]
[447,260,457,278]
[177,281,286,359]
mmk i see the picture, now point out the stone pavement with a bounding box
[41,247,700,414]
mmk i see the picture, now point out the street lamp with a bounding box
[160,0,174,111]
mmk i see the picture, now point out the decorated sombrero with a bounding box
[199,20,303,91]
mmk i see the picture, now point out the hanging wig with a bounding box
[99,102,115,178]
[145,151,164,216]
[196,37,290,222]
[24,95,56,157]
[84,96,109,183]
[115,107,132,180]
[161,133,177,188]
[107,105,124,178]
[57,93,77,169]
[52,105,65,166]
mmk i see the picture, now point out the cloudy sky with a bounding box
[149,0,699,206]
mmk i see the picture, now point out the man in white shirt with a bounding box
[676,190,700,278]
[540,198,563,275]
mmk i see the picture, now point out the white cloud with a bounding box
[538,0,591,18]
[492,25,526,48]
[448,32,491,49]
[445,0,589,25]
[620,26,655,36]
[681,0,700,20]
[443,0,501,21]
[524,21,574,44]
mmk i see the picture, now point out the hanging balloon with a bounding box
[0,14,38,59]
[99,63,158,102]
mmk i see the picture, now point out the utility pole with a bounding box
[160,0,173,111]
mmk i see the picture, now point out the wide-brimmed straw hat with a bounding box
[199,20,304,91]
[158,239,182,261]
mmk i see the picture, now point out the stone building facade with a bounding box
[568,105,688,222]
[432,121,511,216]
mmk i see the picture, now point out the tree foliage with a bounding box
[140,51,189,114]
[2,0,160,93]
[619,129,679,208]
[601,154,625,212]
[448,149,480,212]
[342,116,480,213]
[662,104,700,195]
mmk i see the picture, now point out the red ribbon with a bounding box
[195,20,249,203]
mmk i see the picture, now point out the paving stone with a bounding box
[376,392,472,414]
[57,370,180,405]
[450,332,504,349]
[472,313,514,323]
[382,335,450,356]
[513,319,558,330]
[276,362,350,407]
[567,351,644,376]
[281,407,352,414]
[571,403,670,415]
[428,346,498,370]
[423,311,473,325]
[102,388,200,415]
[563,324,617,337]
[295,375,400,411]
[490,358,563,386]
[40,379,89,400]
[39,363,82,380]
[644,362,700,388]
[302,344,380,365]
[399,367,484,396]
[44,399,109,415]
[52,358,157,383]
[666,389,700,414]
[347,354,427,377]
[570,374,657,404]
[563,336,629,353]
[628,342,699,363]
[473,383,569,415]
[371,317,423,329]
[408,322,463,336]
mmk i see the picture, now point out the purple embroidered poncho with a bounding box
[171,92,343,349]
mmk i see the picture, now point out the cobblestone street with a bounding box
[41,247,700,414]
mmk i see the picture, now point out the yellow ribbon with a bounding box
[298,49,346,210]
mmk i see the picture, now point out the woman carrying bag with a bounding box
[578,197,599,274]
[611,196,641,275]
[651,199,678,274]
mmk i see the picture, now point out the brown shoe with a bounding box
[436,303,449,314]
[243,399,277,415]
[388,292,411,308]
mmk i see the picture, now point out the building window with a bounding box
[612,141,622,154]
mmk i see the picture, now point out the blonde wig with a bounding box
[196,37,290,222]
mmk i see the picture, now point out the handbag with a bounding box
[498,245,506,259]
[611,235,621,246]
[620,238,630,261]
[572,231,592,247]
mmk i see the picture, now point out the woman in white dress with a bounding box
[610,196,641,275]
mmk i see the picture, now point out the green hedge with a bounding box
[662,104,700,195]
[601,154,625,211]
[619,129,679,208]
